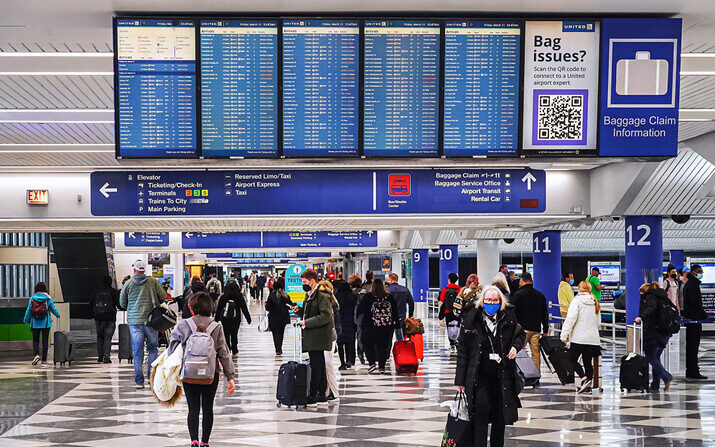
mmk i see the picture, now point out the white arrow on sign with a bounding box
[185,232,194,238]
[127,232,136,239]
[521,172,537,191]
[367,230,374,237]
[99,182,117,198]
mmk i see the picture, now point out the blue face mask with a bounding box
[697,273,704,280]
[568,279,574,285]
[483,303,500,315]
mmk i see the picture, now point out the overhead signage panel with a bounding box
[124,232,170,247]
[90,169,545,216]
[181,231,377,249]
[598,18,681,157]
[522,21,600,156]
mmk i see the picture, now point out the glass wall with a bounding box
[0,233,49,297]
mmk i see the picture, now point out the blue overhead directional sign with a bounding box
[91,169,545,216]
[123,232,169,247]
[182,231,377,249]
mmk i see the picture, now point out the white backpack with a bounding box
[181,319,219,385]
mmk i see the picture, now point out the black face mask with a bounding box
[302,284,312,292]
[671,273,677,279]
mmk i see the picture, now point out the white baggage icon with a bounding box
[616,51,669,96]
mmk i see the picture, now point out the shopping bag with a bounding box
[258,315,269,332]
[441,391,473,446]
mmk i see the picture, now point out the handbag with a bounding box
[404,317,425,335]
[441,391,473,447]
[147,302,178,332]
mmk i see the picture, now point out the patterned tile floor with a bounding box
[0,308,714,446]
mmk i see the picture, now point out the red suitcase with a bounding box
[408,333,424,360]
[393,340,419,375]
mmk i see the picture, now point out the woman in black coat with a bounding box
[335,280,357,370]
[181,276,206,319]
[265,278,294,355]
[635,282,674,391]
[356,279,399,374]
[215,282,251,355]
[455,285,526,447]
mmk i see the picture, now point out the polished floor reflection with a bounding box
[0,310,713,446]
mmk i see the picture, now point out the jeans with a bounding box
[95,320,116,359]
[128,325,159,385]
[31,328,50,361]
[524,331,542,371]
[646,345,673,389]
[184,373,219,443]
[308,350,327,399]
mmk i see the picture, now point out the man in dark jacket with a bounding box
[683,265,708,380]
[335,281,357,369]
[510,272,549,371]
[91,275,120,363]
[636,284,673,391]
[293,269,334,407]
[256,273,267,301]
[386,273,415,341]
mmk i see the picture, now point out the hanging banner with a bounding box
[522,21,600,156]
[285,263,307,303]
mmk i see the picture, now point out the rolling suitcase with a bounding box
[53,331,73,367]
[620,325,649,392]
[393,339,419,375]
[118,323,133,363]
[276,323,311,408]
[408,333,424,360]
[539,337,574,386]
[515,349,541,387]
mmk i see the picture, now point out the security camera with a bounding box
[430,248,440,253]
[503,238,515,244]
[672,215,690,224]
[612,216,622,221]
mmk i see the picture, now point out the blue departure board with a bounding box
[282,20,360,156]
[200,20,278,157]
[115,19,197,157]
[444,21,521,156]
[363,20,440,156]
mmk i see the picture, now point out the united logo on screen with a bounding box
[388,174,411,196]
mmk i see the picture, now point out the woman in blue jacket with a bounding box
[23,282,61,367]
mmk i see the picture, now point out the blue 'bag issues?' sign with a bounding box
[599,18,681,157]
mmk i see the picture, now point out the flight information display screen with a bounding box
[363,20,440,156]
[444,21,521,156]
[115,19,197,157]
[200,20,278,157]
[282,19,360,156]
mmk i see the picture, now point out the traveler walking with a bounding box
[663,264,681,311]
[182,275,206,319]
[560,281,602,393]
[683,265,709,380]
[357,279,399,374]
[335,279,357,370]
[256,273,267,302]
[439,273,462,350]
[91,274,120,363]
[510,272,549,371]
[292,269,334,407]
[634,282,674,391]
[455,285,525,447]
[495,265,511,294]
[319,280,342,402]
[457,273,481,309]
[249,272,257,301]
[206,274,222,302]
[352,275,368,365]
[386,273,415,340]
[170,292,235,447]
[23,282,61,368]
[587,267,605,302]
[119,260,166,389]
[558,272,575,318]
[214,282,251,356]
[265,278,294,355]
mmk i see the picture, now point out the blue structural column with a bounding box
[412,249,429,303]
[625,216,663,324]
[670,250,685,268]
[532,231,561,320]
[439,245,459,289]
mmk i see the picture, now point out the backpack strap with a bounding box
[205,321,220,335]
[186,317,198,334]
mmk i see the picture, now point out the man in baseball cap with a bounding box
[120,259,165,389]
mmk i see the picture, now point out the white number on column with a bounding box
[439,249,453,261]
[533,237,540,253]
[534,236,551,253]
[413,252,421,263]
[626,224,652,246]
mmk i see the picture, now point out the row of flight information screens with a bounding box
[115,18,520,158]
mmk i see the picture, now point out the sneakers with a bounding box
[136,384,145,390]
[97,356,103,363]
[275,351,282,356]
[327,393,340,403]
[317,396,329,406]
[378,368,386,375]
[338,365,348,371]
[358,353,366,365]
[40,362,48,368]
[686,374,708,381]
[367,364,378,374]
[578,379,592,393]
[190,441,200,447]
[306,396,318,408]
[31,355,40,366]
[103,358,112,364]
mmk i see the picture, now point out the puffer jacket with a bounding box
[296,284,334,352]
[560,292,600,346]
[120,274,166,325]
[23,293,61,329]
[151,342,184,403]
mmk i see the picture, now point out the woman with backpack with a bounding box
[560,281,601,393]
[265,278,294,355]
[356,278,399,374]
[23,282,61,368]
[182,275,206,319]
[214,282,251,356]
[635,282,675,392]
[170,292,235,447]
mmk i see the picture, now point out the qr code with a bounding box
[537,94,584,141]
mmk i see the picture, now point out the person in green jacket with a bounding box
[119,260,165,389]
[292,268,334,407]
[23,282,61,368]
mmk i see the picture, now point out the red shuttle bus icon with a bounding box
[389,174,411,196]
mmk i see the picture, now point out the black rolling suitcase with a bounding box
[620,326,649,392]
[53,331,73,367]
[515,349,541,387]
[276,324,311,408]
[539,336,574,386]
[118,323,133,363]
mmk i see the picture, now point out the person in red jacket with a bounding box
[439,273,461,350]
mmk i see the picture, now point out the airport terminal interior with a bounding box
[1,0,715,445]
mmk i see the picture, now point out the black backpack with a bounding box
[93,289,115,320]
[443,288,459,313]
[223,299,238,321]
[657,295,681,335]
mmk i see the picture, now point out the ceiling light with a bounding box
[494,226,522,232]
